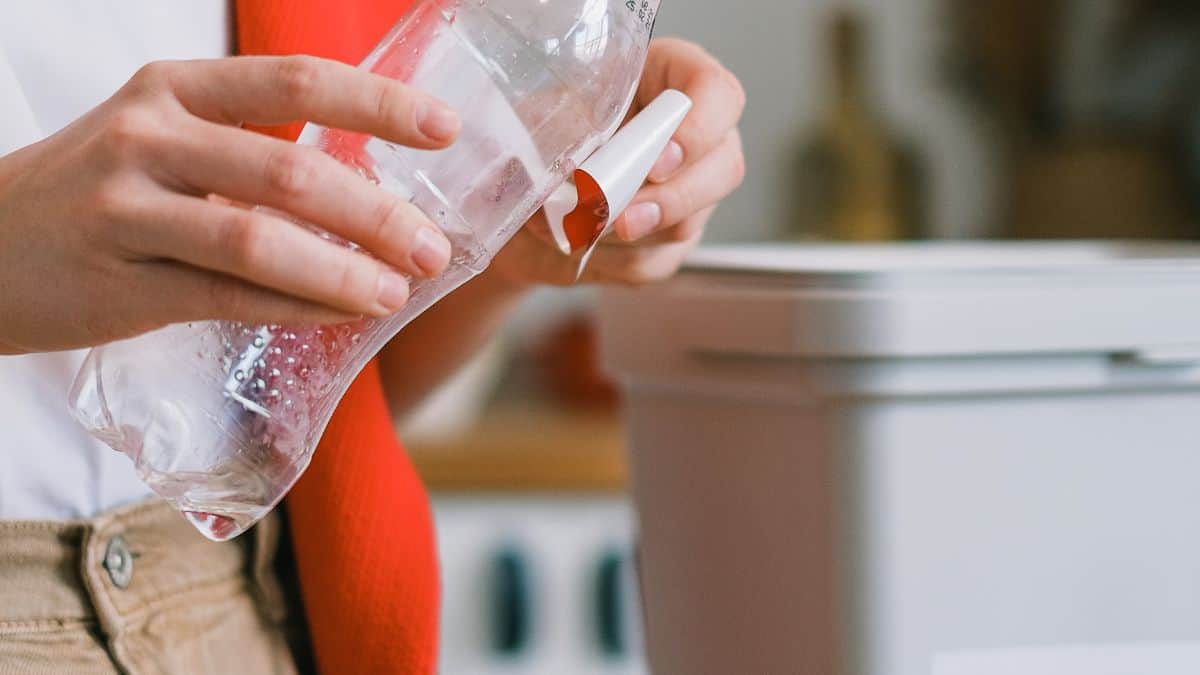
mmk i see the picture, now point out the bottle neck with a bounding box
[829,9,867,114]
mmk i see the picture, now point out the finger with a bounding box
[134,260,363,327]
[120,193,411,317]
[161,118,450,277]
[579,228,704,287]
[605,206,713,248]
[148,56,461,148]
[580,209,708,286]
[637,39,746,182]
[613,130,744,241]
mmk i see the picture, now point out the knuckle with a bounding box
[279,56,324,102]
[367,196,407,245]
[719,68,747,115]
[692,41,718,61]
[220,212,269,269]
[373,80,405,128]
[89,175,134,219]
[101,107,159,162]
[128,61,173,93]
[664,184,697,222]
[263,148,319,198]
[675,125,712,159]
[669,38,713,67]
[333,258,378,307]
[730,144,747,185]
[653,36,689,53]
[674,122,704,159]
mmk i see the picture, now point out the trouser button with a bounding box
[103,535,134,589]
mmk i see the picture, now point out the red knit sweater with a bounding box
[236,3,439,673]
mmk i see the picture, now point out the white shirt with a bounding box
[0,2,231,520]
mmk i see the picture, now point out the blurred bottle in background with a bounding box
[789,8,925,242]
[947,0,1199,239]
[1104,0,1200,225]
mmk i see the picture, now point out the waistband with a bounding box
[0,498,285,639]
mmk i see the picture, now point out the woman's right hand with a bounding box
[0,56,461,354]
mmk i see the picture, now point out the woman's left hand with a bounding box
[489,37,746,287]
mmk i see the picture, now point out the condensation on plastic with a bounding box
[69,0,661,541]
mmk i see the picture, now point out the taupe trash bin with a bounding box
[600,243,1200,675]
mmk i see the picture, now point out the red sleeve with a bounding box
[236,3,441,673]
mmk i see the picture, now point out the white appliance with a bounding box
[599,242,1200,675]
[434,497,646,675]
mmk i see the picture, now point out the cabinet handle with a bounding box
[594,550,626,656]
[491,548,532,656]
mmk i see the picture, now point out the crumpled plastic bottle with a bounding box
[70,0,663,540]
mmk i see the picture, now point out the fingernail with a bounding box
[417,101,461,142]
[621,202,662,240]
[649,141,684,182]
[412,227,452,276]
[376,270,410,312]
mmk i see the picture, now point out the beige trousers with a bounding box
[0,499,301,675]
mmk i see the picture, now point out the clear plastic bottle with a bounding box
[69,0,662,541]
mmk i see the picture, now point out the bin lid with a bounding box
[685,241,1200,279]
[601,242,1200,359]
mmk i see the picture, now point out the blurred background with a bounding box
[404,1,1200,672]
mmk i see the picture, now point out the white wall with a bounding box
[655,0,1000,242]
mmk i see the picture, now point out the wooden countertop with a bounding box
[406,404,629,494]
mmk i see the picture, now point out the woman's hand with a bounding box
[489,37,746,287]
[0,56,460,354]
[379,40,744,415]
